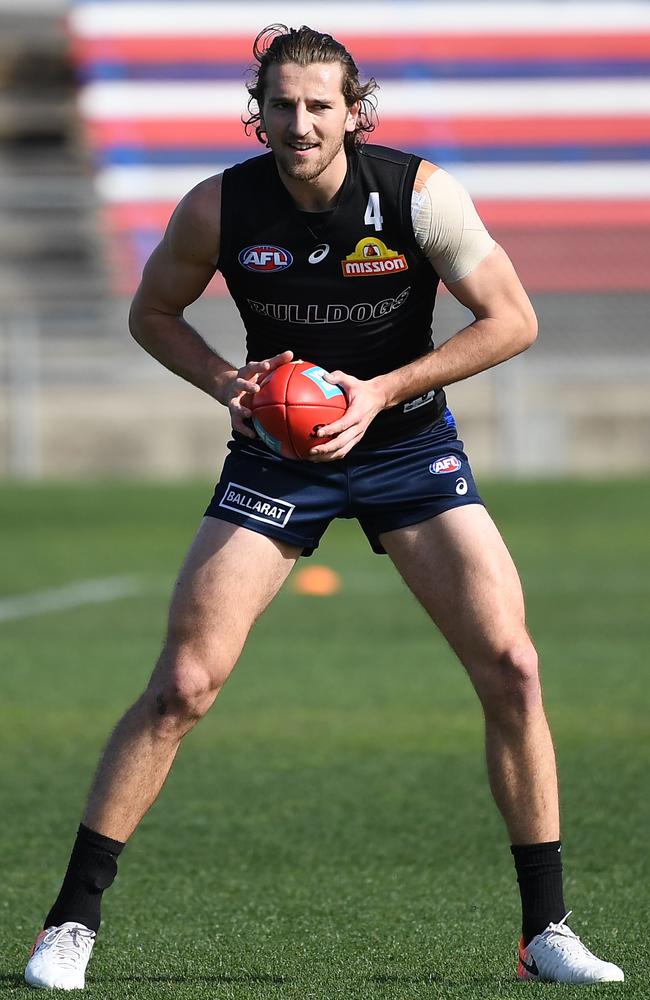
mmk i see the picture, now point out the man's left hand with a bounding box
[308,371,387,462]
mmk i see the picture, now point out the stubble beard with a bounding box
[275,135,345,183]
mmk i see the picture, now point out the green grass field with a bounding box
[1,480,648,999]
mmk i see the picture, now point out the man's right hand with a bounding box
[215,350,294,437]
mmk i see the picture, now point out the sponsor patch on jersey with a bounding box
[341,237,408,278]
[218,482,295,527]
[239,245,293,273]
[429,455,462,475]
[404,390,436,413]
[308,243,330,264]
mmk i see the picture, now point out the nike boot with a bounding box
[25,922,96,990]
[517,913,624,983]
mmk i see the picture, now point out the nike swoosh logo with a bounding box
[520,953,540,977]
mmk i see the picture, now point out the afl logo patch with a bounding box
[429,455,462,475]
[239,245,293,273]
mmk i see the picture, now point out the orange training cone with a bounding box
[292,565,342,596]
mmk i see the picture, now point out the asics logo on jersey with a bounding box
[308,244,330,264]
[239,245,293,273]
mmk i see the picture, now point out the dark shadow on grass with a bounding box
[0,974,24,986]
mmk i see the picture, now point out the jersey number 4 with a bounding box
[364,192,383,232]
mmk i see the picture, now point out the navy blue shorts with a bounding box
[205,410,483,556]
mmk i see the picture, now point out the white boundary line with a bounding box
[0,576,151,623]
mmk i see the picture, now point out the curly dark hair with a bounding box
[243,24,378,152]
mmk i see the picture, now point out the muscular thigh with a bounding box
[164,517,301,674]
[380,505,527,666]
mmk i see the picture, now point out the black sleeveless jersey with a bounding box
[217,143,447,448]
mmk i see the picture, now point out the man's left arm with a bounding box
[311,241,537,461]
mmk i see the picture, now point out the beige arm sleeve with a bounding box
[411,163,495,284]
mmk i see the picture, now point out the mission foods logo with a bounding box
[341,237,408,277]
[239,245,293,273]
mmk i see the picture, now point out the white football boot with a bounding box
[517,913,624,983]
[25,922,96,990]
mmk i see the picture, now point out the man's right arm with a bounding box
[128,174,291,435]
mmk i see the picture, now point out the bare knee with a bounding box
[146,644,231,737]
[474,639,541,722]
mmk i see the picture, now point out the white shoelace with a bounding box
[39,925,95,970]
[539,913,602,968]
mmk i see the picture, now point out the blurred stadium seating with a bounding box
[69,1,650,297]
[0,0,106,318]
[1,0,649,477]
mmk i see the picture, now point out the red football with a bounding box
[250,361,347,459]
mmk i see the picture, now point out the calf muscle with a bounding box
[381,506,559,843]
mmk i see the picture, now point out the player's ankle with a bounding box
[44,823,125,932]
[511,840,566,944]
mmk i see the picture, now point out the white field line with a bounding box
[0,570,642,620]
[0,576,151,623]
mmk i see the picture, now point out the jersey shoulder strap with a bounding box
[218,152,276,267]
[356,144,422,252]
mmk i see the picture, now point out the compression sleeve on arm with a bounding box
[411,164,496,284]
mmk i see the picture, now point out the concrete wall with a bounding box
[2,366,650,480]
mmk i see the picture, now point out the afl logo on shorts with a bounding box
[429,455,462,475]
[239,245,293,273]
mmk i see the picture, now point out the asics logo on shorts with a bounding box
[219,482,294,527]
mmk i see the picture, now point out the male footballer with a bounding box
[26,24,623,988]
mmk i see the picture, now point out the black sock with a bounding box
[44,824,125,933]
[511,840,566,945]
